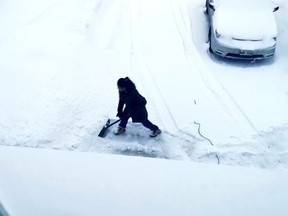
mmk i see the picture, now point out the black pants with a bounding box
[119,116,158,131]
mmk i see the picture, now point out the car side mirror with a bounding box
[273,6,279,12]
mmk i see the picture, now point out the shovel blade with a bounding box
[98,126,108,138]
[98,119,111,138]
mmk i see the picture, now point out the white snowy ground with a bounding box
[1,0,288,214]
[1,0,288,168]
[1,145,288,216]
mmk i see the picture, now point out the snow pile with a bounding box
[1,146,288,216]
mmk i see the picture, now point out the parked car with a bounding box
[205,0,279,60]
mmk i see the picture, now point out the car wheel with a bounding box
[209,45,213,53]
[205,0,209,14]
[208,28,214,54]
[205,7,208,15]
[207,26,211,43]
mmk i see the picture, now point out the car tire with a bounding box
[208,28,214,54]
[207,27,211,43]
[205,0,209,14]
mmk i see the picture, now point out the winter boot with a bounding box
[115,126,126,135]
[150,129,162,137]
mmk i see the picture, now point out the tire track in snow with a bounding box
[129,0,257,148]
[130,0,257,146]
[169,0,258,135]
[136,51,203,143]
[128,0,215,145]
[128,0,181,133]
[127,0,205,161]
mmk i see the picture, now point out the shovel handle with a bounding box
[105,118,122,129]
[106,109,134,129]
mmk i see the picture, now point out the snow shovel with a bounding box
[98,111,134,138]
[98,118,122,138]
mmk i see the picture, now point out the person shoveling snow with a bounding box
[98,77,161,138]
[116,77,161,137]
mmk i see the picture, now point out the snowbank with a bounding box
[0,146,288,216]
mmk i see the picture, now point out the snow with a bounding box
[0,0,288,214]
[213,0,278,49]
[1,145,288,216]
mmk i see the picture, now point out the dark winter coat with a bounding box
[117,89,148,122]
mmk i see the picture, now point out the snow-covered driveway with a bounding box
[0,0,288,168]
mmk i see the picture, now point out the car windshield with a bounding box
[213,0,277,39]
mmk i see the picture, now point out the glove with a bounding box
[116,112,124,118]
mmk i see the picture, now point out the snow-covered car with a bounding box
[206,0,279,60]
